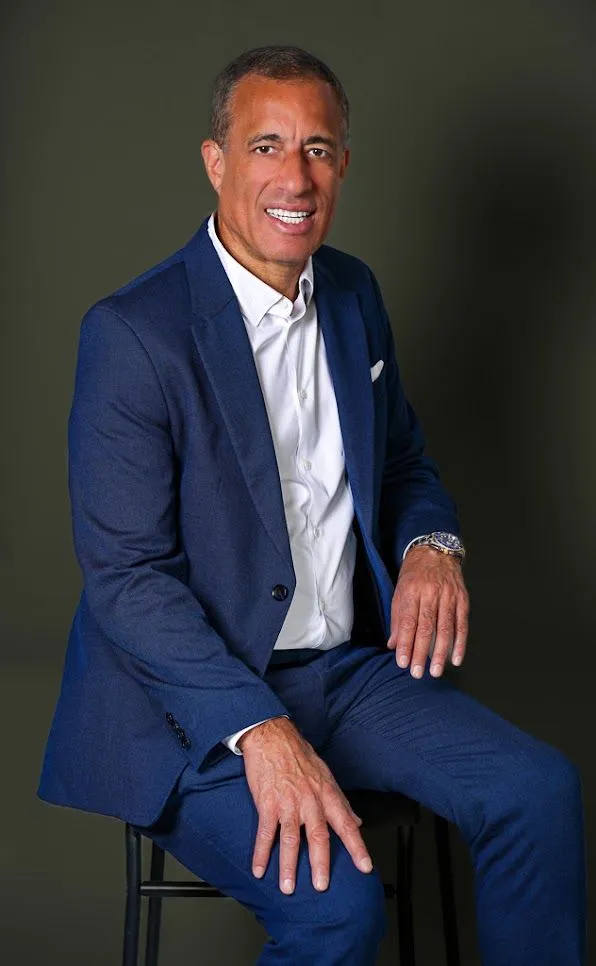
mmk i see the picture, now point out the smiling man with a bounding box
[201,72,348,298]
[38,46,585,965]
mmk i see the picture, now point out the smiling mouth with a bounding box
[265,208,314,224]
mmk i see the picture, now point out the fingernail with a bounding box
[452,653,462,666]
[359,857,373,873]
[430,663,442,677]
[315,875,329,891]
[282,878,294,893]
[253,865,264,878]
[397,654,408,668]
[411,664,424,678]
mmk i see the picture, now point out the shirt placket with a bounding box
[285,315,327,629]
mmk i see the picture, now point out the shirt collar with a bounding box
[207,212,314,327]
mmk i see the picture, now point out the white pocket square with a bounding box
[370,359,384,382]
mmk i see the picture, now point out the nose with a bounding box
[276,149,313,195]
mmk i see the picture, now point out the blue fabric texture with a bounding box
[141,640,586,966]
[38,218,458,826]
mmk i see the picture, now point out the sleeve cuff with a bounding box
[402,534,430,561]
[222,715,291,755]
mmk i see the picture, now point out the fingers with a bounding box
[253,799,368,895]
[326,799,373,877]
[279,814,302,894]
[409,600,438,678]
[304,817,331,891]
[252,810,278,880]
[279,798,370,894]
[390,595,419,669]
[451,592,469,667]
[389,584,468,678]
[428,591,455,677]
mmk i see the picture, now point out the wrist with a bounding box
[404,531,465,563]
[237,715,294,752]
[405,544,463,566]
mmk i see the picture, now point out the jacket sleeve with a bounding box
[368,271,461,569]
[68,305,290,772]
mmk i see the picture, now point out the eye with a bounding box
[254,145,275,155]
[308,147,330,158]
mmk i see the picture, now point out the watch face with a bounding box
[432,532,463,553]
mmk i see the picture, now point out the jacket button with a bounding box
[271,584,288,601]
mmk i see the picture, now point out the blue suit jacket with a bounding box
[37,218,459,826]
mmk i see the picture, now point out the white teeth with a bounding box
[266,208,312,224]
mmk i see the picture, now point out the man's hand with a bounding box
[386,546,469,678]
[238,716,373,894]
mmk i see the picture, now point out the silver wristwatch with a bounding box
[408,532,466,560]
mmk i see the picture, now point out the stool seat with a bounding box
[123,787,460,966]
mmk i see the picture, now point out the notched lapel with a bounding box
[190,303,291,564]
[184,223,291,564]
[314,266,375,536]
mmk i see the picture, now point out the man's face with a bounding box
[201,74,349,277]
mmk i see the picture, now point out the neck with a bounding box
[215,213,303,301]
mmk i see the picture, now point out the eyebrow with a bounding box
[246,132,338,150]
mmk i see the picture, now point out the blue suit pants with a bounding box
[140,639,586,965]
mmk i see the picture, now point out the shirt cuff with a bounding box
[222,715,291,755]
[402,534,430,561]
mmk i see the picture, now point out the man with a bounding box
[38,45,585,965]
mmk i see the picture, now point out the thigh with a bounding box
[318,643,563,840]
[140,757,386,939]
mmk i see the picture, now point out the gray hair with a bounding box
[209,45,350,150]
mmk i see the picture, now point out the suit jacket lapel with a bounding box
[314,263,374,536]
[184,222,291,563]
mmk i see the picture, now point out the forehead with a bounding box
[227,74,342,140]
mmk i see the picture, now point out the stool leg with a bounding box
[434,815,460,966]
[396,825,416,966]
[123,824,142,966]
[144,843,166,966]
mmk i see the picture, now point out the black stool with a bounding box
[122,788,460,966]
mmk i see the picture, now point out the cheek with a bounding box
[316,186,339,222]
[227,173,264,219]
[315,173,340,206]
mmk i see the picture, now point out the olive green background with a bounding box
[2,1,595,963]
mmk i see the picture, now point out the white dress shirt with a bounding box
[207,214,428,755]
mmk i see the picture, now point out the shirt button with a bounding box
[304,460,312,471]
[299,388,308,400]
[313,527,321,538]
[320,599,326,611]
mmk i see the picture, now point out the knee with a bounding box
[458,741,583,847]
[492,742,583,828]
[264,867,387,962]
[534,744,583,813]
[338,869,387,946]
[521,742,579,803]
[306,864,387,952]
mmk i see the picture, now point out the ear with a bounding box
[338,147,350,184]
[201,139,225,194]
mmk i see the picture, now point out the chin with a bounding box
[274,237,317,258]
